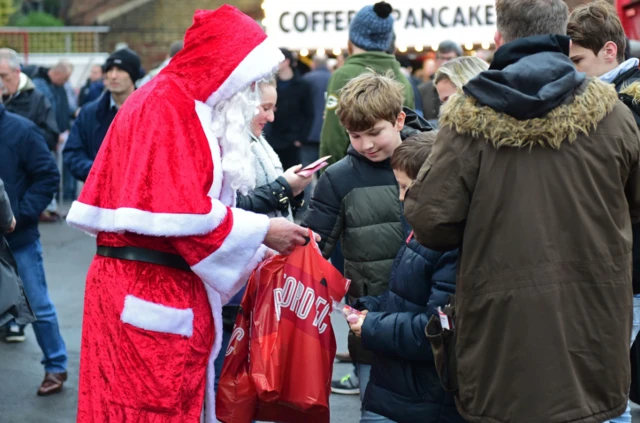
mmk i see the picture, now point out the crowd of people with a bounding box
[2,0,640,422]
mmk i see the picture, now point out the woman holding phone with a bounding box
[235,77,313,218]
[214,77,314,390]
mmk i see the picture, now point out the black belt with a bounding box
[96,246,191,272]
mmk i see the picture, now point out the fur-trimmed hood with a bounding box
[613,65,640,125]
[441,78,618,149]
[620,80,640,104]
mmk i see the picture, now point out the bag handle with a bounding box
[303,228,320,250]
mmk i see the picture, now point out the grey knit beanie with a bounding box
[349,2,395,52]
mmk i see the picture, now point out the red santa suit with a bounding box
[66,6,284,422]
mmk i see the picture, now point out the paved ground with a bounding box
[1,219,639,423]
[0,219,360,423]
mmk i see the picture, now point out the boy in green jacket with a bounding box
[319,1,415,167]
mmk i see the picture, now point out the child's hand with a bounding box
[349,310,368,337]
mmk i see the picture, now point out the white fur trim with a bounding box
[203,284,223,423]
[194,100,223,200]
[120,295,194,337]
[191,208,269,303]
[66,200,228,237]
[205,37,284,108]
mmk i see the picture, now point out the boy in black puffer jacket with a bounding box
[349,132,466,423]
[302,72,433,420]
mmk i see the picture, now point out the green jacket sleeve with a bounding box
[319,69,353,167]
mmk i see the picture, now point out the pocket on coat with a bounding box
[425,315,458,393]
[109,295,193,413]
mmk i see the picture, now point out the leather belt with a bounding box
[96,246,191,272]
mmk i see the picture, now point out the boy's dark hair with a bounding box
[567,1,627,64]
[391,131,437,179]
[337,71,404,132]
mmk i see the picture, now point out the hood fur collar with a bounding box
[440,78,618,149]
[17,72,35,93]
[620,80,640,104]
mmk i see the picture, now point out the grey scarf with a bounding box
[249,133,293,221]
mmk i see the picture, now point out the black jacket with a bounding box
[23,65,71,133]
[302,112,433,364]
[78,78,105,107]
[264,75,314,149]
[302,147,404,365]
[63,93,117,181]
[0,105,60,250]
[418,80,441,123]
[3,73,59,151]
[236,176,303,219]
[355,220,464,423]
[615,66,640,125]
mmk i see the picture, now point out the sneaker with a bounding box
[5,324,26,342]
[331,373,359,395]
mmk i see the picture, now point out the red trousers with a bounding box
[77,236,214,423]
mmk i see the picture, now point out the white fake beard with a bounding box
[210,85,261,196]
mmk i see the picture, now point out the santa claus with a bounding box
[66,6,310,423]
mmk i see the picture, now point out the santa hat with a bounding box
[162,6,284,107]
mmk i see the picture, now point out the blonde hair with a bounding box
[434,56,489,89]
[337,71,404,132]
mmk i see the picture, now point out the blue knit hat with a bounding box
[349,2,394,52]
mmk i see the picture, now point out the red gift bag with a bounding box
[215,275,258,423]
[216,231,349,423]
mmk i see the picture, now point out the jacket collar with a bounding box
[347,145,392,168]
[441,78,618,149]
[602,59,640,85]
[17,73,35,93]
[96,92,116,120]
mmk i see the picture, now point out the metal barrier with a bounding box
[0,27,110,64]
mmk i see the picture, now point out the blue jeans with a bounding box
[357,363,396,423]
[608,295,640,423]
[62,162,77,201]
[12,239,67,373]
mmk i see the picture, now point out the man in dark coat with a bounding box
[264,48,314,171]
[568,4,640,419]
[0,49,59,151]
[417,40,461,125]
[23,62,76,202]
[77,64,105,108]
[23,62,72,136]
[300,54,332,213]
[0,99,67,396]
[63,49,140,182]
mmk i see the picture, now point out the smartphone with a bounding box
[296,155,332,177]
